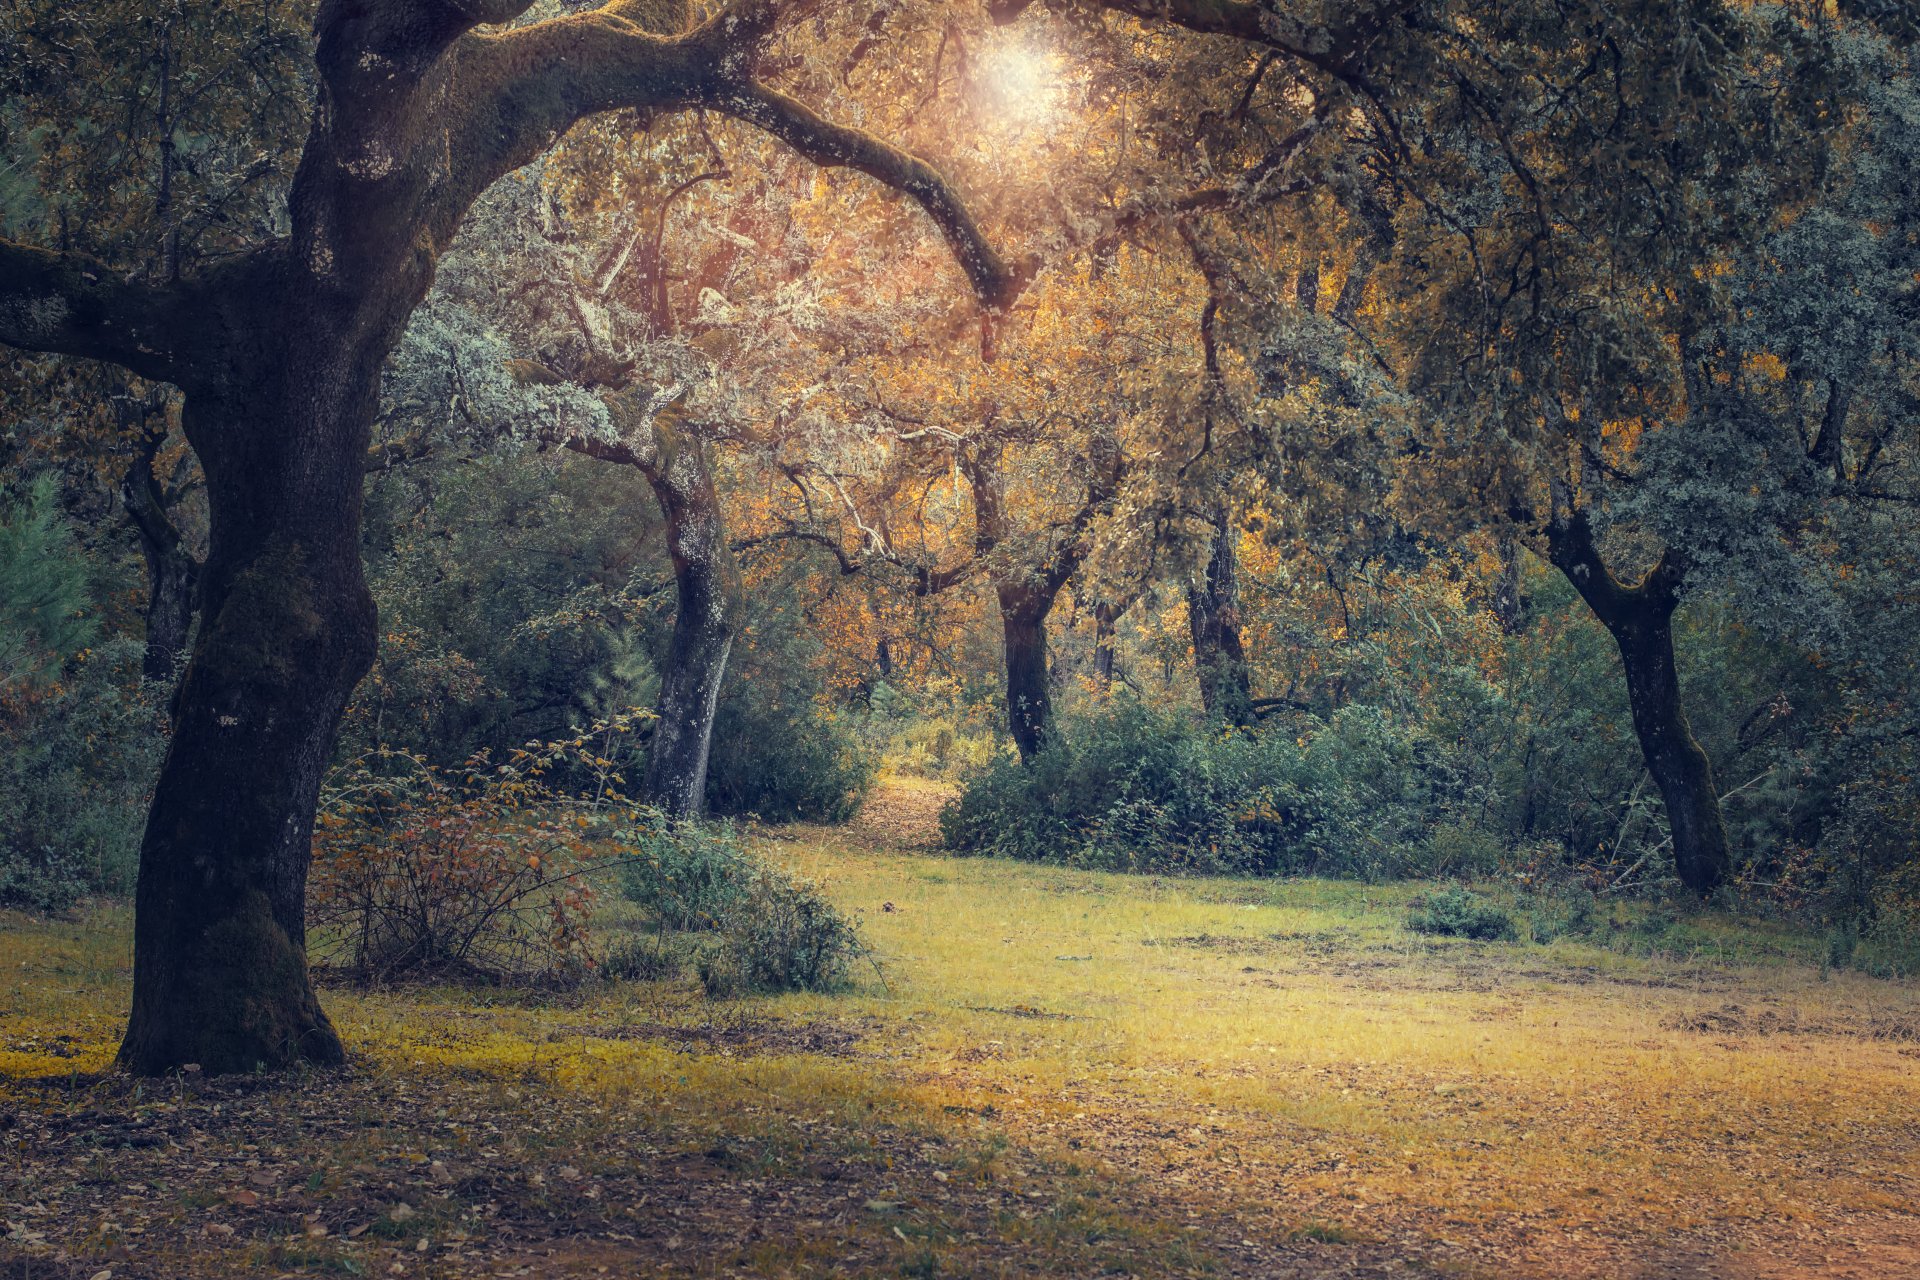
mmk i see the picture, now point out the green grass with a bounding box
[4,814,1920,1277]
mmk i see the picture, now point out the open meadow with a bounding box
[5,782,1916,1280]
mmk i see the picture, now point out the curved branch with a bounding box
[714,80,1033,312]
[1092,0,1414,90]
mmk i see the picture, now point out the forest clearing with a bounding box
[4,780,1917,1280]
[7,1,1920,1276]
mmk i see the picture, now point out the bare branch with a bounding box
[715,80,1033,312]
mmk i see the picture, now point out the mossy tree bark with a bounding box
[0,0,1025,1075]
[1546,509,1732,897]
[567,410,742,819]
[642,428,742,818]
[123,290,388,1073]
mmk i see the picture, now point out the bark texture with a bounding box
[639,426,742,818]
[1547,511,1732,897]
[1186,511,1253,726]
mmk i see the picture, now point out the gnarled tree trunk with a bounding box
[998,585,1055,762]
[121,288,387,1074]
[1187,510,1253,726]
[1547,511,1731,897]
[562,400,742,819]
[640,426,742,818]
[961,438,1123,764]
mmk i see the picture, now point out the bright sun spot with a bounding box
[981,39,1064,131]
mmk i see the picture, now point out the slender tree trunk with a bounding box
[998,585,1054,763]
[1187,512,1253,725]
[1092,600,1119,688]
[1547,512,1731,897]
[641,427,742,819]
[1490,538,1525,635]
[121,419,200,683]
[119,295,383,1075]
[1605,599,1731,896]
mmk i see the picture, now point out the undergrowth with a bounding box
[614,820,866,996]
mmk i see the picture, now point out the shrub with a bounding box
[309,715,648,984]
[0,639,162,910]
[616,821,865,995]
[1525,885,1598,944]
[1,483,162,910]
[940,699,1471,878]
[704,688,877,823]
[868,680,996,781]
[1407,886,1518,941]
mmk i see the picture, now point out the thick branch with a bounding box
[0,242,196,383]
[732,527,864,575]
[1091,0,1414,88]
[1544,507,1681,628]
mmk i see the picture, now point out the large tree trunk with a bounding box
[1187,512,1253,726]
[998,585,1054,763]
[120,418,200,684]
[1547,512,1731,897]
[641,427,742,819]
[119,294,384,1075]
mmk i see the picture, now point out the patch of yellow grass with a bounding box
[5,834,1919,1275]
[763,837,1920,1249]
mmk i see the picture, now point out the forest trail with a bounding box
[3,778,1919,1279]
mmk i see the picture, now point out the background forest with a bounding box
[5,0,1918,965]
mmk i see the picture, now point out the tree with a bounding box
[0,0,1022,1075]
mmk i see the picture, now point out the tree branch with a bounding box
[714,79,1033,312]
[1090,0,1416,90]
[0,242,197,383]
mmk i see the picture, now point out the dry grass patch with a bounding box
[4,795,1920,1278]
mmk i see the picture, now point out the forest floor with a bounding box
[3,776,1920,1279]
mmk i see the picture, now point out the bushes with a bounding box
[309,715,651,984]
[309,750,608,984]
[615,820,864,995]
[704,692,876,823]
[1406,886,1518,941]
[941,699,1480,879]
[0,638,161,910]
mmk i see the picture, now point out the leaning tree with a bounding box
[0,0,1022,1075]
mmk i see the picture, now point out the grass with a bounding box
[4,793,1920,1277]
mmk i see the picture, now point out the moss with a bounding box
[120,889,342,1076]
